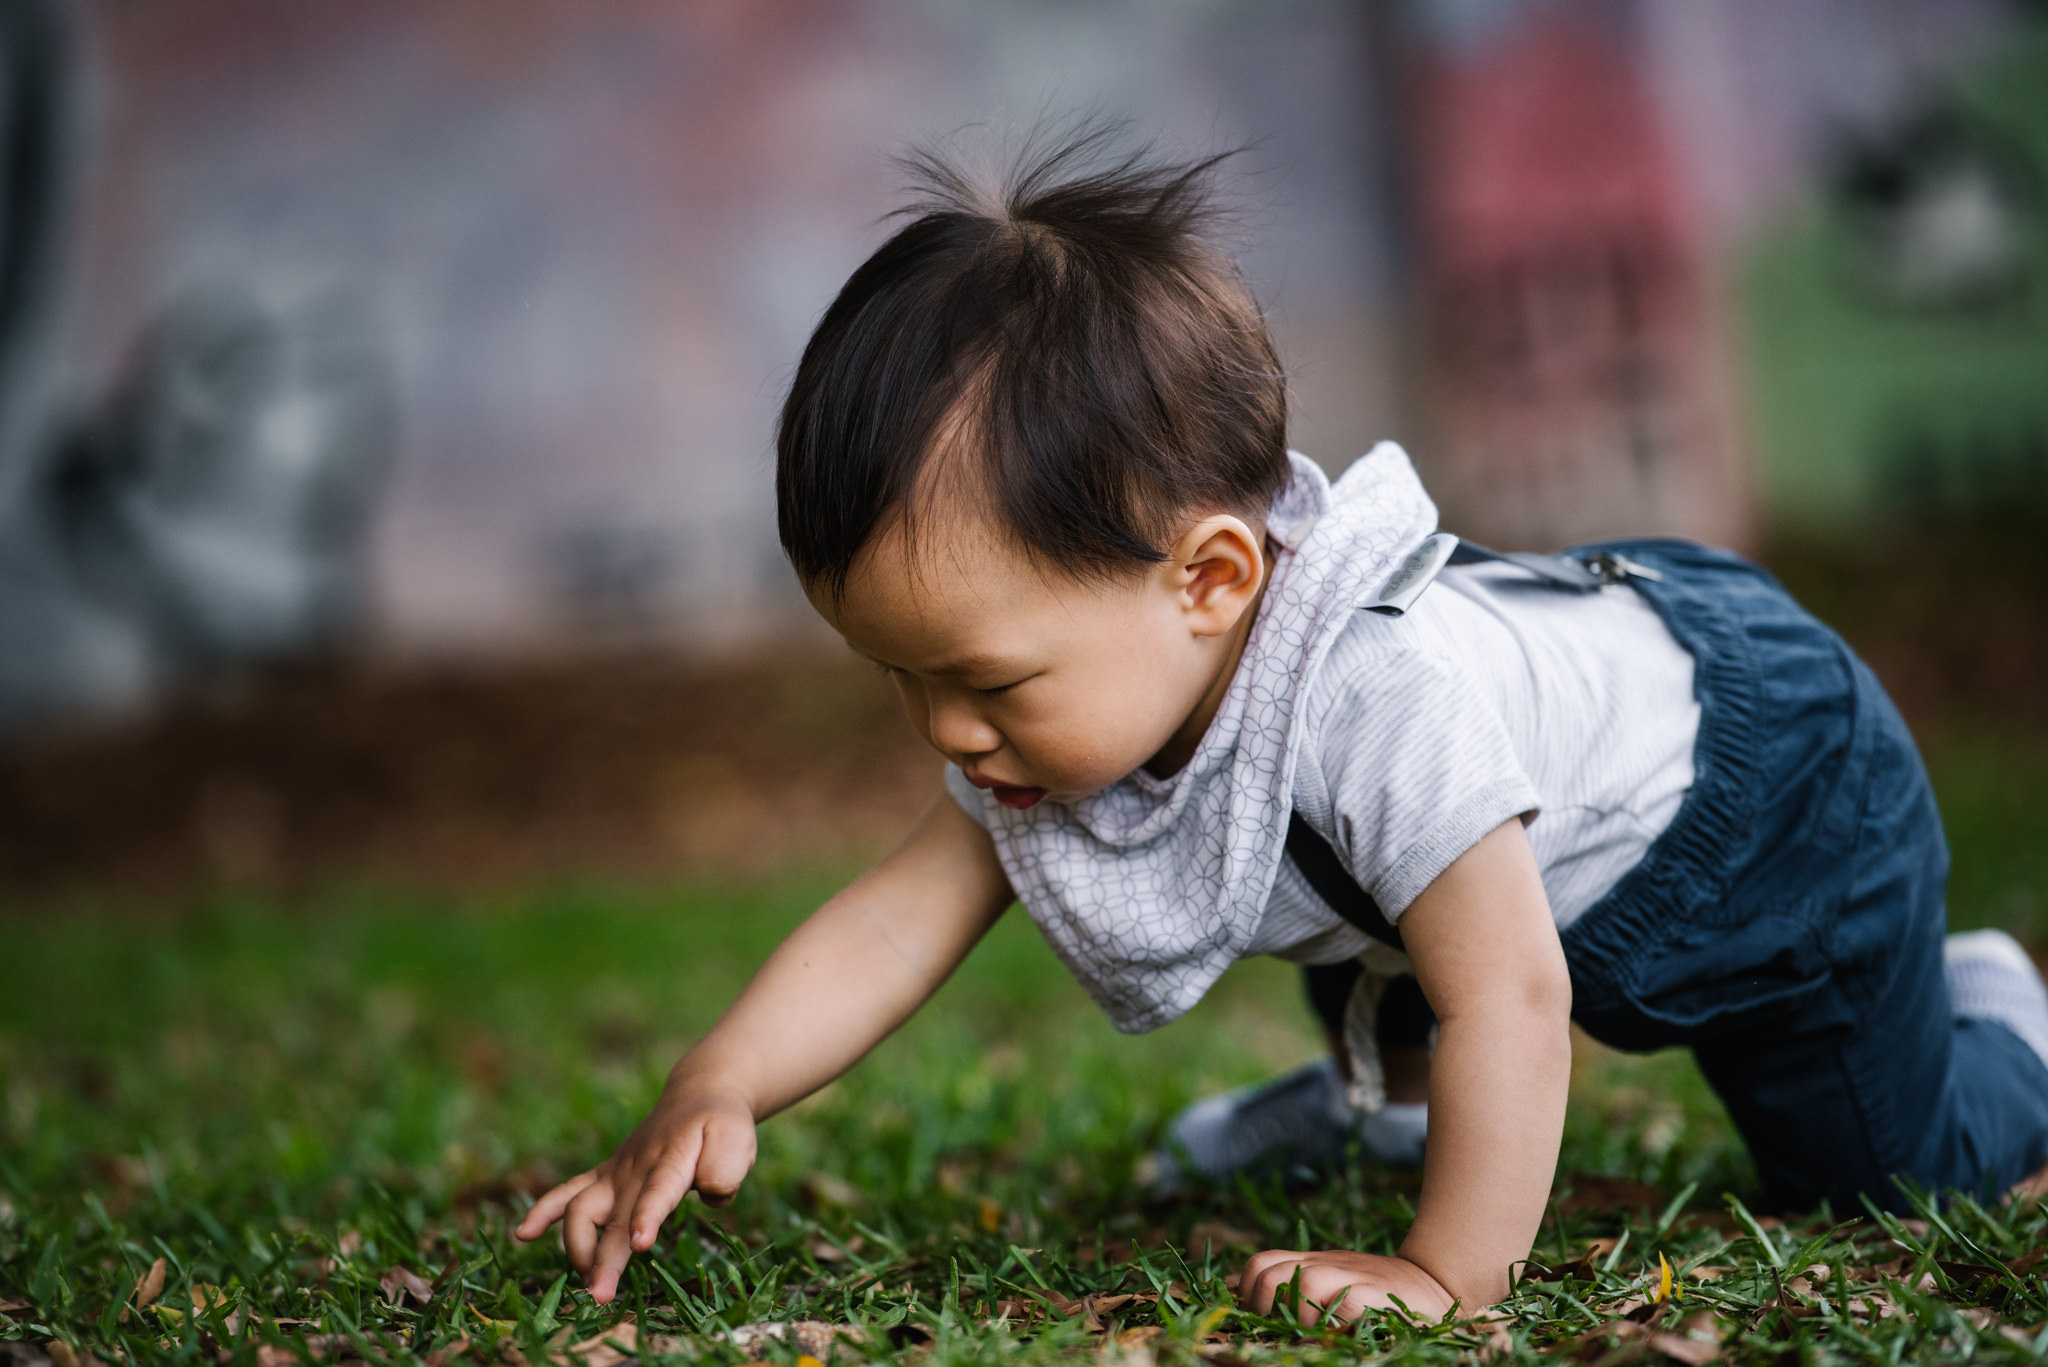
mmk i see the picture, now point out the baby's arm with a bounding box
[1239,817,1572,1322]
[515,794,1013,1303]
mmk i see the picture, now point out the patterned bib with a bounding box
[945,443,1443,1032]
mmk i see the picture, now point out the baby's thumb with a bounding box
[692,1116,758,1206]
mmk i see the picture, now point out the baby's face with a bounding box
[812,505,1265,810]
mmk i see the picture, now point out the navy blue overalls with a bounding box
[1296,537,2048,1211]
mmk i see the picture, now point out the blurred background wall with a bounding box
[1,0,2044,900]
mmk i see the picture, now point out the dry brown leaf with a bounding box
[1574,1314,1719,1364]
[2007,1249,2045,1276]
[1571,1317,1648,1357]
[806,1233,865,1264]
[1116,1326,1163,1348]
[0,1296,28,1315]
[254,1346,299,1367]
[1938,1259,2006,1290]
[722,1320,857,1358]
[2007,1157,2048,1204]
[798,1172,864,1211]
[561,1320,637,1367]
[1643,1310,1727,1364]
[132,1256,168,1310]
[1649,1329,1721,1364]
[1187,1222,1263,1252]
[1847,1292,1906,1322]
[380,1265,436,1306]
[1849,1256,1904,1283]
[420,1336,474,1367]
[1047,1291,1144,1332]
[336,1230,364,1259]
[1467,1314,1514,1362]
[1557,1174,1665,1217]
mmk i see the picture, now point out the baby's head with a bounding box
[776,131,1289,808]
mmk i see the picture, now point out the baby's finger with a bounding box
[1299,1271,1373,1327]
[1236,1250,1305,1309]
[588,1208,637,1306]
[562,1181,616,1278]
[1247,1256,1315,1316]
[628,1150,700,1250]
[515,1170,598,1241]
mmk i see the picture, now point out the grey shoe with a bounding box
[1152,1058,1427,1192]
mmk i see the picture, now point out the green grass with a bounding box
[1,734,2046,1364]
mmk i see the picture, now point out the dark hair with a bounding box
[776,126,1290,603]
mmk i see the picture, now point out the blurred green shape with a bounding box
[1740,22,2048,531]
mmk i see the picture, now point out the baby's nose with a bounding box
[927,694,1001,758]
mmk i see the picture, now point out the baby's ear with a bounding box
[1173,514,1266,633]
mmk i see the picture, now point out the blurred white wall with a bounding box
[60,0,2023,656]
[69,0,1397,654]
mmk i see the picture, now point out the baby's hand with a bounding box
[514,1079,757,1303]
[1237,1248,1457,1326]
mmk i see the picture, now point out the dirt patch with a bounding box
[0,646,939,902]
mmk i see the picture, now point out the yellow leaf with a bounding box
[977,1198,1002,1233]
[1655,1253,1673,1304]
[796,1357,825,1367]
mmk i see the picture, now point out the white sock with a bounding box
[1945,929,2048,1073]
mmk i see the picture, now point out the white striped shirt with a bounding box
[1249,560,1701,963]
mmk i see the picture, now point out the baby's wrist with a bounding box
[660,1058,758,1119]
[1395,1241,1506,1316]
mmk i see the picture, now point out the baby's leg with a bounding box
[1150,965,1436,1189]
[1304,962,1432,1103]
[1690,719,2048,1211]
[1694,927,2048,1210]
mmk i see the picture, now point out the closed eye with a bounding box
[975,677,1032,698]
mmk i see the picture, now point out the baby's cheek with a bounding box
[1031,729,1138,792]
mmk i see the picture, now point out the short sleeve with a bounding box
[1296,621,1540,920]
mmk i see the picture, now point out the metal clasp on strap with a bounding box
[1448,536,1666,591]
[1579,550,1664,585]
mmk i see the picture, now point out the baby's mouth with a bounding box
[992,784,1046,810]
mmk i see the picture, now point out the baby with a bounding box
[516,134,2048,1322]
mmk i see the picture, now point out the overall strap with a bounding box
[1285,813,1404,951]
[1444,538,1664,591]
[1290,534,1662,941]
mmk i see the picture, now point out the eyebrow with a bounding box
[844,641,1020,678]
